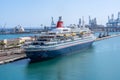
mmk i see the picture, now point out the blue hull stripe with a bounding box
[25,41,94,61]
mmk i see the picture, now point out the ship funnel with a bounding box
[56,16,63,28]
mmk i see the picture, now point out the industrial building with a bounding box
[106,12,120,27]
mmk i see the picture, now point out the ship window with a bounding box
[38,39,47,41]
[40,42,44,45]
[32,42,39,45]
[63,29,68,31]
[49,33,56,35]
[40,36,54,38]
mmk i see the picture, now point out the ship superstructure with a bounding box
[23,16,96,61]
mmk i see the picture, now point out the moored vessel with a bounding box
[23,16,96,61]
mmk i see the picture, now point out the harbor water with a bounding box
[0,34,120,80]
[0,33,38,40]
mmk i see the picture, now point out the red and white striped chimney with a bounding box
[56,16,63,28]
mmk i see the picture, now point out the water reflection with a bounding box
[25,46,95,80]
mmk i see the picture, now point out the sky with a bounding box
[0,0,120,28]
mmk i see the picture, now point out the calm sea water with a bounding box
[0,33,39,40]
[0,34,120,80]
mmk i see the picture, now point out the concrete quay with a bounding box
[0,54,26,65]
[0,48,26,65]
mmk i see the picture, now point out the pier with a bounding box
[95,34,120,41]
[0,48,26,64]
[0,54,26,64]
[0,48,26,65]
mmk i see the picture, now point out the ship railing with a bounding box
[53,37,94,47]
[24,38,94,51]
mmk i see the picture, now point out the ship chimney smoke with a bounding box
[56,16,63,28]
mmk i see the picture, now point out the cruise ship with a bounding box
[23,16,96,61]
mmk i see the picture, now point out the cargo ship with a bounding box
[23,16,96,61]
